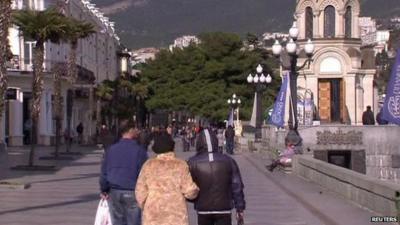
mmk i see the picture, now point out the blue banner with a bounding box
[382,49,400,125]
[268,72,289,127]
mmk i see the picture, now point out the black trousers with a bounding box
[198,214,231,225]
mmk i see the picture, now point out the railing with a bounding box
[6,56,68,73]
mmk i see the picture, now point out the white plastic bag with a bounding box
[94,199,113,225]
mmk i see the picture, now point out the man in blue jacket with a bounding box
[99,120,148,225]
[188,128,245,225]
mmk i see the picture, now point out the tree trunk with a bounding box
[53,64,63,158]
[68,43,78,82]
[0,0,11,143]
[29,41,45,167]
[65,43,77,153]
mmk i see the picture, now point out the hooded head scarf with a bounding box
[196,128,219,161]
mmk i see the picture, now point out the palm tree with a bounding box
[52,62,67,159]
[64,19,95,151]
[0,0,12,147]
[13,8,70,166]
[67,19,96,82]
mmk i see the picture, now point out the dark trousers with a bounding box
[198,214,231,225]
[226,140,234,154]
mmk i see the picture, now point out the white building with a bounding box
[359,17,390,54]
[131,48,159,66]
[262,32,289,41]
[169,35,200,51]
[294,0,376,125]
[2,0,122,146]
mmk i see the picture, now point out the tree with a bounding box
[0,0,12,145]
[141,32,280,122]
[66,18,95,82]
[13,8,70,166]
[96,76,149,128]
[376,50,394,93]
[64,18,95,148]
[245,32,259,49]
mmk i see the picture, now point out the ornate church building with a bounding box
[295,0,376,124]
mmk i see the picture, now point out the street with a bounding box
[0,140,392,225]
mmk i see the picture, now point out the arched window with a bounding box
[324,5,336,38]
[305,7,313,39]
[345,6,352,38]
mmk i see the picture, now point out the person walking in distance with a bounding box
[362,106,375,125]
[135,132,199,225]
[188,128,245,225]
[76,122,84,144]
[99,120,148,225]
[225,125,235,155]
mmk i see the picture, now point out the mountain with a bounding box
[92,0,400,49]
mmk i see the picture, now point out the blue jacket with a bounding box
[100,138,148,193]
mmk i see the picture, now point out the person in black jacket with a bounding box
[188,128,245,225]
[225,125,235,154]
[362,106,375,125]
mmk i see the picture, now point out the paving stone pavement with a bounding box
[0,140,395,225]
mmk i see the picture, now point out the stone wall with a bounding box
[262,125,400,183]
[293,155,400,216]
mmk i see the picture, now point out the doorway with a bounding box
[23,92,32,145]
[318,79,344,123]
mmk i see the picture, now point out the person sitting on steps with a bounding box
[266,139,296,172]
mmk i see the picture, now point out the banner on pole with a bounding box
[227,108,234,127]
[382,49,400,125]
[268,72,289,127]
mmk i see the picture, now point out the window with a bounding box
[305,7,313,39]
[24,41,35,67]
[324,5,336,38]
[345,6,352,38]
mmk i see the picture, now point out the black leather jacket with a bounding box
[188,129,245,212]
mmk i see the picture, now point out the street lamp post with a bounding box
[271,21,315,145]
[247,65,272,140]
[227,93,241,126]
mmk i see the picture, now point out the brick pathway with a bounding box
[0,140,393,225]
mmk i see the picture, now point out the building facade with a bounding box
[1,0,122,146]
[169,35,200,51]
[294,0,376,125]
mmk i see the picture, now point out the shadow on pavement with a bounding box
[30,173,100,184]
[0,193,99,215]
[0,144,102,182]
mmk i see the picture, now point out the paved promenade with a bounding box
[0,140,394,225]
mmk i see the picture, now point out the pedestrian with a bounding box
[190,127,196,147]
[64,127,74,146]
[225,125,235,154]
[99,119,148,225]
[135,132,199,225]
[138,128,152,150]
[166,124,173,136]
[188,128,245,225]
[181,127,190,152]
[265,137,298,172]
[99,125,114,151]
[76,122,84,144]
[217,128,225,153]
[23,119,32,145]
[376,109,389,125]
[362,106,375,125]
